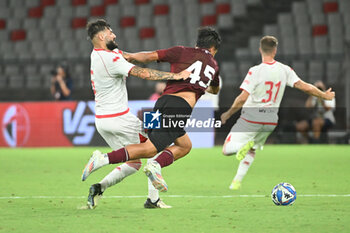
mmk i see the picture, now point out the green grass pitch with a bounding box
[1,145,350,233]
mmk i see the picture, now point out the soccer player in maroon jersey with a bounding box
[82,27,221,195]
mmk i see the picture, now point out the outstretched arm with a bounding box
[129,66,189,81]
[294,80,335,100]
[123,51,159,64]
[220,90,250,124]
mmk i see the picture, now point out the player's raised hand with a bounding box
[175,70,191,80]
[323,88,335,100]
[221,111,231,125]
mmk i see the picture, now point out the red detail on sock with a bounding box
[155,149,174,168]
[116,166,121,171]
[226,134,232,142]
[243,161,250,165]
[107,148,128,164]
[247,151,256,158]
[126,161,142,170]
[139,134,148,143]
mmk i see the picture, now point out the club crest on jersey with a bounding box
[143,110,161,129]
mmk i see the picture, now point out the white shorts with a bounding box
[95,112,147,150]
[223,118,276,155]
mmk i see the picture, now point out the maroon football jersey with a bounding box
[156,46,220,101]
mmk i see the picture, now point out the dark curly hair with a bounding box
[196,27,221,50]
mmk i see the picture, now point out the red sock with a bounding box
[107,148,129,164]
[155,149,174,168]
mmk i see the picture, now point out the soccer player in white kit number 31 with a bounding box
[82,19,190,209]
[221,36,335,190]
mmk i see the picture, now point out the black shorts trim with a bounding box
[148,95,192,152]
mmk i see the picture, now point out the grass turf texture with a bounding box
[0,145,350,233]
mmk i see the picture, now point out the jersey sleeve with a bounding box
[286,66,301,87]
[239,68,256,94]
[156,46,183,63]
[324,98,336,108]
[107,52,135,77]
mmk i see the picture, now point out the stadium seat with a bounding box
[41,0,55,7]
[0,20,6,30]
[292,60,307,80]
[140,27,155,39]
[249,36,260,57]
[87,0,103,6]
[311,13,326,25]
[323,1,338,13]
[10,30,26,41]
[201,15,217,26]
[313,36,328,58]
[217,3,231,14]
[231,0,246,17]
[154,4,169,15]
[72,0,87,6]
[217,14,233,29]
[200,2,216,16]
[312,25,328,36]
[75,5,90,17]
[44,6,59,18]
[263,24,279,37]
[238,61,253,78]
[104,0,118,5]
[154,15,168,28]
[326,60,341,85]
[120,17,136,28]
[72,17,87,29]
[308,60,324,83]
[90,5,106,16]
[135,0,150,4]
[121,4,137,16]
[28,6,43,18]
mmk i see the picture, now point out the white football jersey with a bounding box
[239,61,300,123]
[90,48,135,116]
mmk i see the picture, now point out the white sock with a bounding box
[233,151,255,182]
[100,162,141,192]
[147,155,160,202]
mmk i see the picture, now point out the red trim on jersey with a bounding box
[94,48,123,55]
[263,60,276,65]
[127,65,135,77]
[95,108,130,118]
[139,133,148,143]
[241,117,277,125]
[240,87,250,94]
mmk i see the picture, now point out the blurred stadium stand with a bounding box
[0,0,349,141]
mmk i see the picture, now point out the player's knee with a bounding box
[296,121,308,132]
[183,140,192,155]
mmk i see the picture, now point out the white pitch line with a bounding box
[0,194,350,200]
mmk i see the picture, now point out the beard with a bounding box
[106,40,118,50]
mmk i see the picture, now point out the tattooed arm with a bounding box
[123,51,158,64]
[129,66,190,81]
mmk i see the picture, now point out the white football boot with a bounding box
[81,150,108,181]
[144,161,168,192]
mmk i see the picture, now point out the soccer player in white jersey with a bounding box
[83,19,189,209]
[220,36,335,190]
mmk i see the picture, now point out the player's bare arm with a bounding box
[129,66,190,81]
[123,51,159,64]
[221,90,250,124]
[206,85,220,94]
[294,80,335,100]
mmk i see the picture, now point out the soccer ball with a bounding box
[271,182,296,206]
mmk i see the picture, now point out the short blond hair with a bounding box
[260,36,278,54]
